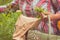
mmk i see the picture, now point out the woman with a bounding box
[17,0,60,34]
[13,0,60,40]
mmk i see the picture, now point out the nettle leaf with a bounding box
[34,7,47,18]
[34,7,44,13]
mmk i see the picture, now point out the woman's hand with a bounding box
[39,12,51,19]
[40,12,60,21]
[50,12,60,20]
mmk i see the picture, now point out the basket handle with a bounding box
[48,15,51,34]
[48,15,52,40]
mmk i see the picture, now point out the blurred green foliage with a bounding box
[0,12,22,40]
[0,0,13,5]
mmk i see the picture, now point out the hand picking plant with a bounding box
[34,7,46,18]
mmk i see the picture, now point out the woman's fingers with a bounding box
[42,13,47,18]
[43,12,51,15]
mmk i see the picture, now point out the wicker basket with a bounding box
[27,30,60,40]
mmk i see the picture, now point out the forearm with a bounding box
[50,14,60,20]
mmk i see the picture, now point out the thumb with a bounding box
[42,13,47,18]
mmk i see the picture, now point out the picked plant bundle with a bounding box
[34,7,48,21]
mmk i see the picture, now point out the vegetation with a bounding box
[0,11,22,40]
[34,7,46,18]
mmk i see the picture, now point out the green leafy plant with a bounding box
[34,7,46,18]
[34,7,45,13]
[0,11,22,40]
